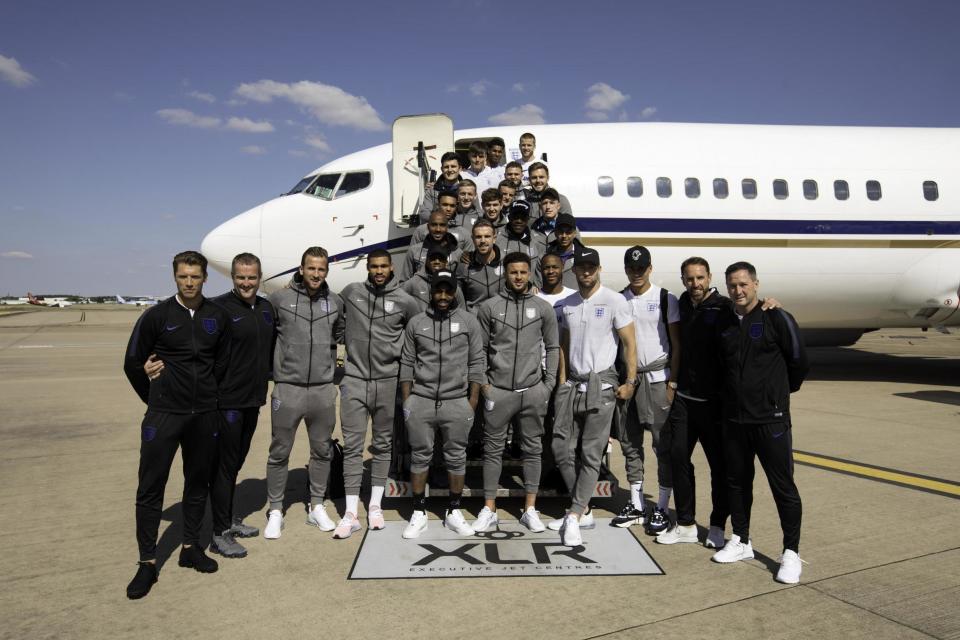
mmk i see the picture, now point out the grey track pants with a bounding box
[404,395,473,475]
[551,382,617,514]
[615,380,673,488]
[266,383,337,510]
[339,376,397,494]
[482,384,550,499]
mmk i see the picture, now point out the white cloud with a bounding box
[241,145,267,155]
[234,80,386,131]
[156,108,221,129]
[187,90,216,103]
[512,82,526,93]
[585,82,630,111]
[0,54,37,87]
[224,117,274,133]
[1,251,33,259]
[639,106,658,119]
[470,80,492,97]
[304,134,332,153]
[488,104,546,126]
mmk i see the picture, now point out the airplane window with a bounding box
[685,178,700,198]
[626,176,643,197]
[741,179,757,199]
[866,180,882,201]
[713,178,729,199]
[335,172,372,198]
[657,177,672,198]
[598,176,614,197]
[803,180,818,200]
[834,180,849,200]
[286,176,315,196]
[773,179,789,200]
[305,173,342,200]
[923,181,939,201]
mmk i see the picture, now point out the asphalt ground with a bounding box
[1,305,958,639]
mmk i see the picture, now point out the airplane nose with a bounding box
[201,206,262,276]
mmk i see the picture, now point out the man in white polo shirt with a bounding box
[551,245,637,546]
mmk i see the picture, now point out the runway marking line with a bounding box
[794,449,960,499]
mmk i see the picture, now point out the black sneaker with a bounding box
[126,561,158,600]
[645,507,670,535]
[611,503,646,528]
[178,545,219,573]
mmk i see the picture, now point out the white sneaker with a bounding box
[403,510,429,539]
[656,523,699,545]
[559,514,582,546]
[264,509,284,539]
[332,512,361,539]
[705,526,725,549]
[776,549,803,584]
[306,503,336,531]
[520,508,546,533]
[444,509,476,536]
[548,509,595,531]
[711,534,754,563]
[473,507,499,532]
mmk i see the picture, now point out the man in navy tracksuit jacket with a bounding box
[712,261,809,585]
[123,251,231,599]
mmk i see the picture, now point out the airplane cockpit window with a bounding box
[773,179,789,200]
[685,178,701,198]
[834,180,849,200]
[803,180,819,200]
[742,179,758,199]
[597,176,614,197]
[923,181,939,201]
[286,176,315,196]
[303,173,342,200]
[627,177,643,197]
[656,177,672,198]
[713,178,729,199]
[866,180,882,201]
[335,172,372,198]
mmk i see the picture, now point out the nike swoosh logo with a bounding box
[232,316,244,322]
[772,430,785,439]
[165,324,180,331]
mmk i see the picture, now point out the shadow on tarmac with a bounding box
[806,347,959,385]
[893,390,960,406]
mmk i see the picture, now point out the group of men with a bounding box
[122,130,809,600]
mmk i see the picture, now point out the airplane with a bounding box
[201,114,960,346]
[116,295,157,307]
[27,292,75,308]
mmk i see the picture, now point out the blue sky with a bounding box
[1,0,958,296]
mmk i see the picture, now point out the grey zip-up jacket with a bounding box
[341,276,418,380]
[399,302,486,401]
[496,226,548,260]
[457,245,504,312]
[409,213,474,250]
[398,233,463,283]
[402,271,467,314]
[269,279,344,385]
[524,190,573,219]
[477,289,559,391]
[417,179,461,222]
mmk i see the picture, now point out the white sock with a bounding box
[657,487,672,510]
[346,495,359,515]
[630,482,644,509]
[370,485,385,507]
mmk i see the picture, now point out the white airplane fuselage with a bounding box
[201,121,960,334]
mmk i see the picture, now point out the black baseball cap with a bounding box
[624,245,651,269]
[431,270,458,292]
[574,244,601,267]
[555,213,577,230]
[426,247,449,261]
[508,200,532,219]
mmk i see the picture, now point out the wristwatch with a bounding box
[667,381,678,390]
[625,377,639,386]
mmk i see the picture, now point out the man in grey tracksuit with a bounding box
[398,271,486,539]
[473,252,559,533]
[398,210,463,283]
[410,191,473,250]
[263,246,344,539]
[551,244,637,546]
[457,219,505,312]
[403,247,466,312]
[335,249,418,538]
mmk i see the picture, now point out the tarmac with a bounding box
[0,305,958,640]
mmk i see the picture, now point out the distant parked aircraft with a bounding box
[27,293,74,308]
[116,295,157,307]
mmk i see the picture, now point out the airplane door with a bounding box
[391,113,454,226]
